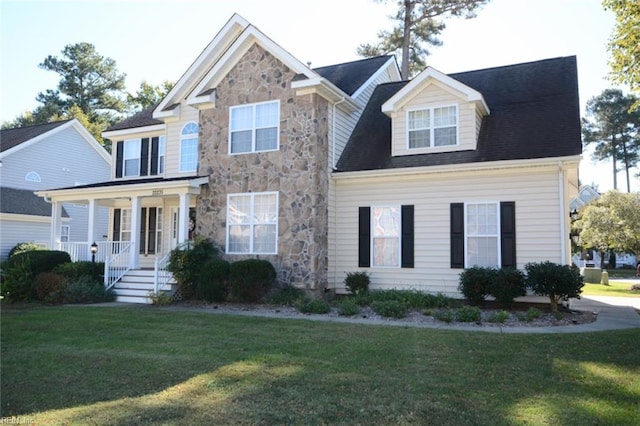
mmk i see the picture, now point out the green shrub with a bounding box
[1,255,34,302]
[195,257,230,302]
[525,261,584,312]
[54,261,104,284]
[268,285,306,306]
[336,298,361,316]
[371,300,407,318]
[489,268,526,307]
[455,305,482,323]
[458,267,496,304]
[518,307,542,322]
[344,271,369,296]
[148,291,173,306]
[229,259,276,303]
[298,299,331,314]
[488,310,510,324]
[167,237,220,299]
[434,309,455,323]
[33,272,68,304]
[8,242,45,258]
[65,276,115,304]
[5,250,71,277]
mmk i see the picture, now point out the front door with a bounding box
[140,207,163,256]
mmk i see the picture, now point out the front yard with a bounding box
[1,305,639,425]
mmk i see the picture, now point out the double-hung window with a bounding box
[229,100,279,154]
[359,205,414,268]
[226,192,278,254]
[115,136,165,178]
[123,139,141,176]
[372,206,401,267]
[466,203,499,268]
[408,105,458,148]
[180,122,199,172]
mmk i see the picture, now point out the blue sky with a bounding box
[1,0,637,191]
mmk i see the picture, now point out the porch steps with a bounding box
[113,269,176,304]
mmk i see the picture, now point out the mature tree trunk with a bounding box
[401,0,413,80]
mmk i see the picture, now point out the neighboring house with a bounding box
[0,119,110,260]
[36,14,582,302]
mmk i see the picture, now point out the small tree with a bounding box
[167,237,219,299]
[525,261,584,312]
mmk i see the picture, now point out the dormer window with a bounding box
[408,105,458,149]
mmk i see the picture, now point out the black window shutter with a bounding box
[140,207,147,254]
[358,207,371,267]
[500,201,516,268]
[140,138,149,176]
[150,137,159,176]
[450,203,465,269]
[148,207,157,254]
[115,141,124,178]
[401,205,414,268]
[113,209,121,242]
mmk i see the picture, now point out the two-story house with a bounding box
[0,119,110,260]
[36,14,582,303]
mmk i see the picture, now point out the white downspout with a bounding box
[558,161,567,265]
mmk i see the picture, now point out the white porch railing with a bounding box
[59,241,131,263]
[154,252,174,294]
[104,242,133,290]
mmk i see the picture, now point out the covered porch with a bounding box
[35,176,208,299]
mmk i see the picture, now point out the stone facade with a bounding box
[197,44,330,293]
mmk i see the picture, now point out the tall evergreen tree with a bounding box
[357,0,489,79]
[582,89,640,192]
[126,80,175,113]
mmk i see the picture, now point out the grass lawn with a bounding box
[582,281,640,298]
[2,305,639,425]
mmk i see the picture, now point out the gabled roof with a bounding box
[0,187,69,217]
[0,119,110,163]
[311,55,398,97]
[336,56,582,173]
[0,120,71,153]
[104,103,163,133]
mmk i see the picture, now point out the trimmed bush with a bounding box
[488,310,510,324]
[458,267,495,304]
[195,257,230,302]
[167,237,220,299]
[298,299,331,314]
[229,259,276,303]
[54,261,104,284]
[5,250,71,277]
[455,305,482,322]
[1,255,34,302]
[65,276,116,304]
[489,268,526,307]
[344,271,369,296]
[33,272,68,304]
[336,298,361,316]
[434,309,455,323]
[525,261,584,312]
[268,285,305,307]
[371,300,407,318]
[8,242,45,258]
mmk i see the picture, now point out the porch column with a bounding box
[130,196,141,269]
[50,201,63,251]
[87,198,97,251]
[178,193,190,243]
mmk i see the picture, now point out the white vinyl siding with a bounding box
[164,107,199,177]
[229,100,279,154]
[226,192,278,254]
[330,164,568,296]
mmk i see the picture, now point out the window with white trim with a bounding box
[226,192,278,254]
[158,135,166,174]
[408,105,458,148]
[25,171,41,182]
[123,139,141,176]
[229,100,279,154]
[466,202,499,267]
[372,206,401,267]
[60,225,70,243]
[180,122,199,172]
[120,208,132,242]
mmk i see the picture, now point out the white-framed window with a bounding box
[120,208,132,242]
[229,100,279,154]
[123,139,141,176]
[158,135,166,174]
[408,105,458,149]
[371,206,401,267]
[226,192,278,254]
[25,171,41,182]
[180,122,199,172]
[465,202,500,268]
[60,225,70,243]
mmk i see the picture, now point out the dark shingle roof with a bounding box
[43,175,203,192]
[0,187,69,217]
[307,55,395,96]
[336,56,582,172]
[105,103,163,132]
[0,120,72,153]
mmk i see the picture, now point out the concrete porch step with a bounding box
[113,269,176,304]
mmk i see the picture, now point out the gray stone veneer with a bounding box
[197,44,330,294]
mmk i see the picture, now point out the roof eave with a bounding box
[291,77,358,112]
